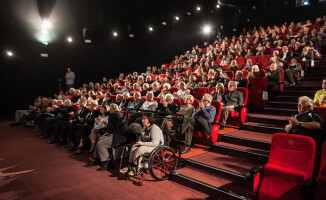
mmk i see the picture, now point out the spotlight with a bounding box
[42,20,51,29]
[203,26,211,34]
[216,4,220,8]
[197,6,201,11]
[175,16,180,21]
[7,51,13,56]
[129,34,135,38]
[162,21,167,25]
[67,37,72,42]
[303,1,310,5]
[113,32,118,37]
[187,12,191,15]
[41,29,48,35]
[148,27,153,31]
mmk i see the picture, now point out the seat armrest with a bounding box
[245,165,264,181]
[300,177,316,200]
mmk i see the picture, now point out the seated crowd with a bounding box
[10,16,326,172]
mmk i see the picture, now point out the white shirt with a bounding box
[176,89,190,100]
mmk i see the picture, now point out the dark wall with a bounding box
[1,0,325,118]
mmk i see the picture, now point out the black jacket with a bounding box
[104,111,128,146]
[84,109,100,127]
[71,107,90,124]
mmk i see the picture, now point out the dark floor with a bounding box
[0,119,207,200]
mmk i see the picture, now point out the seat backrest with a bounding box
[258,69,265,77]
[223,71,234,80]
[236,57,245,65]
[71,104,80,113]
[193,87,209,99]
[318,142,326,178]
[216,59,222,66]
[258,55,270,63]
[248,77,268,110]
[153,97,162,103]
[277,68,284,82]
[173,98,182,108]
[151,74,157,82]
[236,87,248,105]
[186,87,193,94]
[210,100,222,123]
[225,77,231,86]
[269,133,316,178]
[247,56,257,64]
[170,87,179,93]
[241,70,249,78]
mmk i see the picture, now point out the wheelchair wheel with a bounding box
[148,145,177,181]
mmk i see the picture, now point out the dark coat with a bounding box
[104,111,128,146]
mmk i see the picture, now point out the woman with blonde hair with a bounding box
[187,75,198,89]
[211,83,225,102]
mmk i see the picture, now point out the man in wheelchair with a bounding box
[120,112,164,176]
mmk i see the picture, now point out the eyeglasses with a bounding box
[229,85,236,87]
[202,99,209,102]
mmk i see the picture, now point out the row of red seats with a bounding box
[252,132,326,200]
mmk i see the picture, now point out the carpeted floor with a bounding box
[0,119,207,200]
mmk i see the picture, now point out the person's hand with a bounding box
[133,142,141,146]
[161,99,167,107]
[289,117,300,126]
[69,111,74,116]
[95,118,100,123]
[199,102,205,110]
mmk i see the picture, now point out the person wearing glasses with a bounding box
[219,81,243,130]
[181,94,216,154]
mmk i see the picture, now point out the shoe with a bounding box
[68,145,75,151]
[75,147,83,155]
[9,122,19,127]
[88,150,95,154]
[128,167,136,176]
[57,141,66,146]
[47,139,59,144]
[181,146,191,154]
[84,161,98,167]
[65,143,74,149]
[39,134,50,139]
[96,165,108,171]
[120,167,129,173]
[219,126,224,131]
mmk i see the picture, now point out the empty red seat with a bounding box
[247,56,258,64]
[223,71,234,80]
[248,77,268,111]
[193,87,209,99]
[236,57,245,70]
[150,74,157,81]
[193,100,222,143]
[257,55,270,66]
[314,142,326,200]
[241,70,249,78]
[253,133,316,200]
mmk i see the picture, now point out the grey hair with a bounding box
[163,83,171,90]
[123,92,130,98]
[228,81,238,89]
[236,70,243,76]
[252,65,259,71]
[90,100,98,107]
[165,93,174,101]
[64,99,71,106]
[110,103,119,112]
[203,94,213,103]
[298,96,314,110]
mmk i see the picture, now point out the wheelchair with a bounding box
[119,144,177,186]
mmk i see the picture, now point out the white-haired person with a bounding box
[120,112,164,176]
[157,83,172,98]
[181,94,216,154]
[174,81,191,100]
[120,92,132,109]
[219,81,244,130]
[161,95,195,138]
[156,93,179,115]
[285,96,325,149]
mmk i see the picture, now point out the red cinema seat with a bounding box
[173,98,182,108]
[248,77,268,111]
[222,64,230,70]
[257,55,270,66]
[159,74,166,79]
[151,74,157,82]
[277,68,284,91]
[186,87,193,94]
[247,56,258,65]
[153,97,162,103]
[223,71,234,80]
[170,87,179,94]
[193,87,209,100]
[314,142,326,200]
[227,87,248,124]
[252,133,316,200]
[259,69,266,77]
[225,77,231,86]
[71,104,80,113]
[216,59,222,66]
[236,57,245,70]
[185,67,193,72]
[241,70,249,78]
[192,100,222,143]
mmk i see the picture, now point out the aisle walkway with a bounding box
[0,119,207,200]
